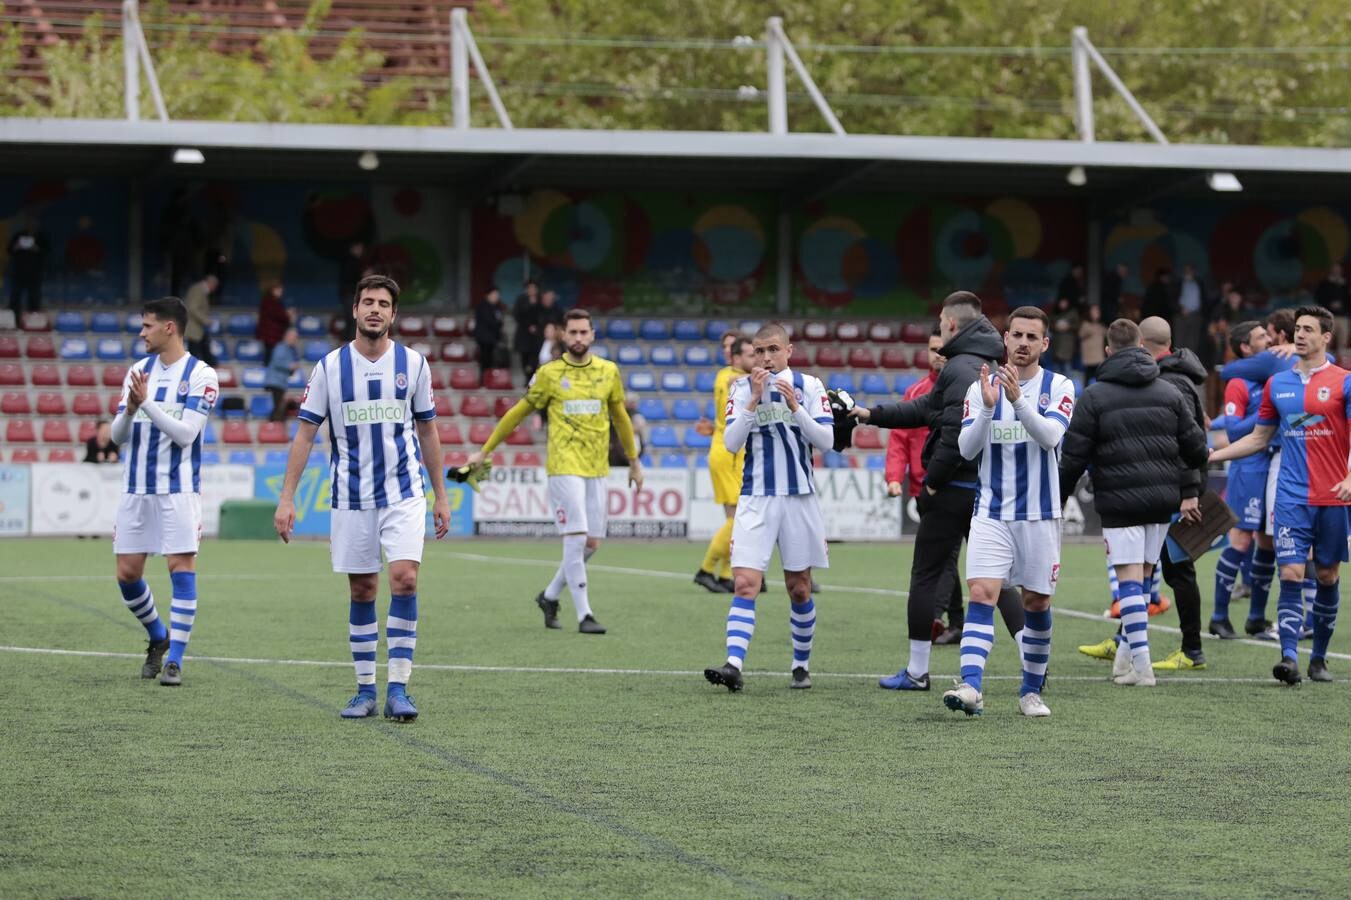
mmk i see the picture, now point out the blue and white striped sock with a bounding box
[119,579,167,643]
[1212,545,1245,620]
[1118,580,1150,667]
[1303,577,1318,632]
[166,572,197,666]
[387,593,417,694]
[1149,567,1162,605]
[1276,580,1304,659]
[959,602,996,692]
[1311,581,1339,660]
[1020,609,1052,696]
[790,598,815,672]
[349,599,378,696]
[1107,559,1120,603]
[725,597,756,670]
[1248,548,1276,622]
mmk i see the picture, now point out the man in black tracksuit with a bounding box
[853,291,1022,691]
[1059,319,1209,686]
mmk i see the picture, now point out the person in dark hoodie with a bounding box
[1059,318,1209,687]
[850,291,1025,691]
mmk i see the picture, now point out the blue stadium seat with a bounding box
[207,315,222,336]
[738,320,762,336]
[637,398,668,421]
[673,320,701,341]
[639,453,654,467]
[617,345,644,366]
[683,346,712,366]
[59,338,91,360]
[55,311,86,333]
[264,450,289,465]
[703,399,716,418]
[694,371,717,392]
[227,313,256,337]
[660,372,690,392]
[249,395,273,418]
[219,397,246,419]
[649,346,677,366]
[95,339,125,361]
[591,344,610,359]
[865,454,887,470]
[671,399,702,421]
[287,369,305,388]
[824,450,850,468]
[235,340,264,363]
[130,339,147,358]
[683,427,711,450]
[124,312,143,333]
[649,426,680,448]
[693,454,708,468]
[228,450,258,466]
[242,367,267,389]
[200,450,221,465]
[894,375,917,393]
[639,319,670,341]
[90,312,120,334]
[704,320,730,341]
[658,453,687,469]
[827,372,856,393]
[860,374,890,395]
[606,319,635,340]
[627,371,656,392]
[210,339,229,362]
[201,422,218,444]
[296,315,325,337]
[304,340,329,363]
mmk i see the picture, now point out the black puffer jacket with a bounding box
[1059,346,1208,527]
[868,316,1005,490]
[1156,348,1208,499]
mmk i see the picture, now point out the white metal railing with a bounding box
[121,0,167,122]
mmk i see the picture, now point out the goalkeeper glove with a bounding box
[826,388,858,452]
[448,459,492,492]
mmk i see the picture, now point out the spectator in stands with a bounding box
[1207,283,1246,364]
[1079,304,1107,382]
[337,240,370,342]
[1142,267,1176,322]
[1173,263,1208,356]
[1049,296,1080,374]
[473,287,506,387]
[539,321,562,368]
[255,282,292,365]
[1100,261,1127,323]
[538,288,565,332]
[84,420,119,464]
[1315,262,1348,348]
[183,274,219,367]
[162,188,201,296]
[265,327,301,422]
[1057,263,1086,311]
[513,280,541,381]
[7,217,48,318]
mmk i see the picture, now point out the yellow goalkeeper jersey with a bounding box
[524,355,626,477]
[712,366,742,443]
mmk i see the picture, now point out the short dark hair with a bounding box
[754,322,790,344]
[1007,305,1049,336]
[1266,309,1295,342]
[720,329,742,346]
[729,336,753,357]
[353,273,400,307]
[1229,320,1265,357]
[942,291,982,319]
[143,296,188,336]
[1107,318,1140,351]
[564,308,592,325]
[1295,304,1335,335]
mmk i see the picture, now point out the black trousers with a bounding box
[9,274,40,315]
[1161,553,1203,656]
[186,338,217,368]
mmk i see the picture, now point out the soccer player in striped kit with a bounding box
[945,307,1073,718]
[274,275,451,721]
[703,323,836,692]
[110,297,220,687]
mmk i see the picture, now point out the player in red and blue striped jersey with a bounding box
[1211,305,1351,685]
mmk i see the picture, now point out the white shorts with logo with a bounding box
[730,494,829,572]
[549,475,607,538]
[965,516,1063,595]
[113,492,203,556]
[1103,523,1169,568]
[1264,448,1281,537]
[330,495,426,573]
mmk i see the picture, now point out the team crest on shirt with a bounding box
[561,377,571,390]
[1318,386,1331,401]
[1225,401,1237,415]
[794,388,805,404]
[395,372,408,390]
[178,381,190,396]
[1038,392,1050,409]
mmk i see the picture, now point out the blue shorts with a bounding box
[1272,502,1350,568]
[1226,466,1269,531]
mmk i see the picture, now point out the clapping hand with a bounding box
[978,364,999,409]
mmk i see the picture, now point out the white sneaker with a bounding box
[1113,663,1157,687]
[1018,692,1051,717]
[1111,642,1133,677]
[942,681,984,716]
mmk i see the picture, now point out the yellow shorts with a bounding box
[708,444,745,505]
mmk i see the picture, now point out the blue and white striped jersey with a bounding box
[725,367,832,496]
[118,354,218,495]
[297,341,437,511]
[960,368,1075,521]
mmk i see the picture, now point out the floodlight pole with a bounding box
[765,17,845,136]
[121,0,168,122]
[450,8,513,129]
[1071,27,1094,142]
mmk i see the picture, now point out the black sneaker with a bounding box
[141,635,170,679]
[790,667,812,689]
[1208,618,1237,639]
[1307,658,1332,682]
[578,614,606,635]
[933,626,961,646]
[535,592,560,629]
[716,577,735,593]
[704,662,743,692]
[760,578,769,593]
[158,660,182,687]
[693,569,724,593]
[1245,617,1275,638]
[1272,656,1302,686]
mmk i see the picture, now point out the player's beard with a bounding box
[358,321,390,341]
[566,341,589,359]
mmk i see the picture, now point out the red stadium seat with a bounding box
[25,335,56,358]
[868,323,895,342]
[42,420,73,443]
[21,312,51,332]
[66,364,96,386]
[836,321,865,343]
[102,365,127,387]
[847,347,878,368]
[31,364,60,386]
[216,367,238,388]
[257,422,288,444]
[460,395,491,417]
[449,367,478,390]
[36,392,68,415]
[444,450,469,468]
[853,427,882,450]
[436,422,463,445]
[432,316,461,338]
[492,396,516,418]
[11,447,39,463]
[1,391,31,414]
[901,323,929,344]
[78,420,98,441]
[397,316,428,337]
[434,395,453,417]
[72,393,101,416]
[47,448,77,463]
[505,428,533,446]
[484,369,513,391]
[801,321,830,342]
[0,336,20,358]
[429,367,447,390]
[106,394,122,415]
[222,422,253,444]
[815,346,845,368]
[0,363,22,384]
[880,348,911,370]
[912,349,931,368]
[512,451,543,466]
[409,341,436,361]
[468,423,494,444]
[441,342,473,363]
[788,345,811,366]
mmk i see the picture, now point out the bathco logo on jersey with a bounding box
[340,399,408,424]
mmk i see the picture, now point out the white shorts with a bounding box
[113,493,202,556]
[1264,449,1280,537]
[1103,523,1169,568]
[330,495,426,573]
[549,475,607,538]
[730,494,829,573]
[965,517,1063,596]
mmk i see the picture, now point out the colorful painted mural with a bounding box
[0,178,130,305]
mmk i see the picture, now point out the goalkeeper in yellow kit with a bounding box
[468,308,642,634]
[693,332,756,593]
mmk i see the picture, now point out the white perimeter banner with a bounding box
[473,466,689,538]
[687,467,904,541]
[28,464,255,537]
